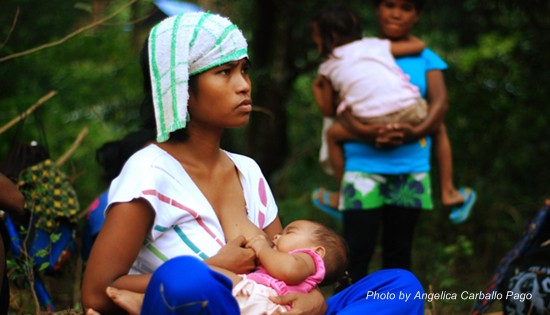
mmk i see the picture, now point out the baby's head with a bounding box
[273,220,348,285]
[311,5,362,57]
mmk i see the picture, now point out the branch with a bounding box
[0,0,137,63]
[56,126,89,167]
[102,7,158,27]
[0,6,19,50]
[0,90,57,135]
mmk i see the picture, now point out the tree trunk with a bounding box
[246,0,291,180]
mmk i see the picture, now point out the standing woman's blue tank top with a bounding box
[343,48,448,174]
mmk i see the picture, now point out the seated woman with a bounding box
[81,12,425,315]
[0,172,25,315]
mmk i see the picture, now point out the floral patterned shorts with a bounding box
[339,171,433,211]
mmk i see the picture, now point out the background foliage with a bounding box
[1,0,549,313]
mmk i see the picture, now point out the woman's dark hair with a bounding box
[312,5,363,58]
[373,0,424,12]
[138,38,197,142]
[0,143,50,181]
[96,129,155,183]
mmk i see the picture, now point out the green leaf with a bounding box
[39,262,51,271]
[35,249,49,258]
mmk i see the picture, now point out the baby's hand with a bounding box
[246,234,272,255]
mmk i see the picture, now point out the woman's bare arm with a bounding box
[338,110,385,144]
[81,199,155,314]
[339,69,448,146]
[0,172,25,221]
[404,69,448,141]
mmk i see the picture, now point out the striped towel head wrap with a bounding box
[148,12,248,142]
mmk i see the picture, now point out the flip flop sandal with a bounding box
[311,188,343,221]
[449,187,477,224]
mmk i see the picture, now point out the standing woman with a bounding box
[337,0,449,282]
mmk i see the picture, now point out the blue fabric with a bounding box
[326,269,425,315]
[141,258,424,314]
[396,49,448,97]
[141,256,239,315]
[82,190,109,260]
[344,138,431,174]
[87,191,109,236]
[343,48,447,175]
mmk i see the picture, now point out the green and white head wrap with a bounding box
[148,12,248,142]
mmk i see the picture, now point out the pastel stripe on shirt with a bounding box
[142,189,224,260]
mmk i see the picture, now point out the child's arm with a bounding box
[312,75,336,117]
[390,35,425,57]
[247,235,316,285]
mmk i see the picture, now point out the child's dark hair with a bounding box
[96,129,155,183]
[373,0,424,12]
[312,5,362,58]
[309,221,349,286]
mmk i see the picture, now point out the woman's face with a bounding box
[188,58,252,129]
[376,0,420,40]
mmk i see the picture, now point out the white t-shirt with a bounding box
[107,144,278,274]
[319,37,421,118]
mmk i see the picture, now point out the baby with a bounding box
[218,219,348,314]
[100,220,348,315]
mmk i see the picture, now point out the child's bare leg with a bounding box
[103,267,242,315]
[105,287,143,315]
[322,121,360,208]
[433,124,464,206]
[327,121,358,184]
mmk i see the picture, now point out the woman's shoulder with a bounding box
[124,144,170,168]
[224,151,269,180]
[421,48,442,59]
[224,151,260,169]
[420,48,448,69]
[118,144,180,182]
[397,48,448,72]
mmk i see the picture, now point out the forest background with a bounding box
[1,0,549,314]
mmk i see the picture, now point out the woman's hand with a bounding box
[270,289,327,315]
[339,108,406,146]
[375,123,419,147]
[206,235,256,274]
[338,108,381,144]
[339,108,423,147]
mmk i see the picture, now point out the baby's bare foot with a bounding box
[106,286,144,315]
[86,308,101,315]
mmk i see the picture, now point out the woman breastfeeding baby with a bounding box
[81,12,425,315]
